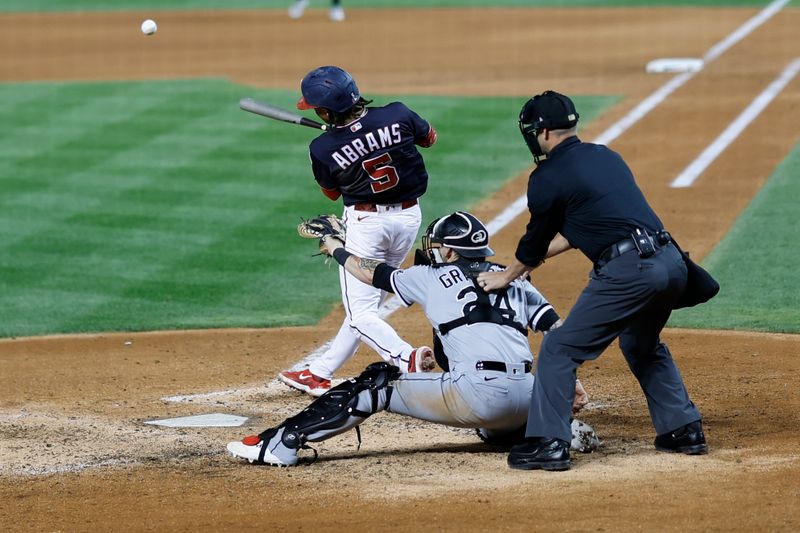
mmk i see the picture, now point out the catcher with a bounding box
[228,211,594,467]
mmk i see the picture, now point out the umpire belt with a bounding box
[475,361,531,375]
[596,238,639,266]
[353,198,418,212]
[596,230,672,268]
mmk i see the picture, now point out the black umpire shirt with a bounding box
[515,136,664,266]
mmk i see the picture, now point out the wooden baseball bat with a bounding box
[239,98,328,131]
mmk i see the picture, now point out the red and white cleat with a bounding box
[278,369,332,397]
[408,346,436,373]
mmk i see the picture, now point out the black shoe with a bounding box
[507,437,570,471]
[654,420,708,455]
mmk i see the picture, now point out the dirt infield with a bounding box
[1,6,799,532]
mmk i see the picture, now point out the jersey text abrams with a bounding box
[332,124,402,170]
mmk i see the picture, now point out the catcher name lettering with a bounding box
[332,124,402,170]
[438,268,465,288]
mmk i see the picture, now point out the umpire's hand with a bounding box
[477,270,512,291]
[477,258,533,290]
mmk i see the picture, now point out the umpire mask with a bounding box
[519,90,579,163]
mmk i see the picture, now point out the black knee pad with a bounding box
[358,361,401,389]
[270,362,401,449]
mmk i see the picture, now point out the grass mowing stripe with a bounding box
[0,82,187,144]
[1,80,258,306]
[52,89,341,333]
[0,79,617,336]
[0,0,787,12]
[668,142,800,333]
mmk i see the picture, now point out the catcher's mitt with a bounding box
[297,214,346,255]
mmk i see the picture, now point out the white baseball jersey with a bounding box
[390,262,555,371]
[374,261,556,430]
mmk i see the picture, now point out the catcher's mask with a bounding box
[519,90,579,163]
[297,66,362,117]
[422,211,494,265]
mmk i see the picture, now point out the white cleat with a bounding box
[288,0,308,19]
[226,436,296,466]
[329,5,345,22]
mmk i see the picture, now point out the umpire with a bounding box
[478,90,707,471]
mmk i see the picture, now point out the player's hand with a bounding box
[320,235,345,256]
[573,379,589,415]
[297,214,346,258]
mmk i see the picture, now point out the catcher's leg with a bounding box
[227,363,401,466]
[388,369,532,429]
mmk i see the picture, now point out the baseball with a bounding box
[140,19,157,35]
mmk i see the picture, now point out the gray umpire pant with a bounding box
[526,242,702,443]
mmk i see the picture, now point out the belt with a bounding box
[353,198,418,212]
[475,361,532,374]
[597,238,638,265]
[596,230,672,266]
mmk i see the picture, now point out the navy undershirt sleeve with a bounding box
[535,308,560,332]
[372,263,398,292]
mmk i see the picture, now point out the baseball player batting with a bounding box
[228,212,597,466]
[279,66,439,396]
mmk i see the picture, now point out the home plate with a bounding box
[144,413,248,427]
[645,57,704,73]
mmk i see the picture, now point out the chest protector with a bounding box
[436,261,528,337]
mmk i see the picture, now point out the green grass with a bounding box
[0,79,615,337]
[0,0,791,13]
[668,142,800,333]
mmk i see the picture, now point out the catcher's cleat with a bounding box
[408,346,435,373]
[278,370,331,397]
[654,420,708,455]
[226,435,296,467]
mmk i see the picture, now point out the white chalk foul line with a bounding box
[164,0,787,404]
[703,0,790,64]
[671,58,800,188]
[486,0,788,232]
[163,388,260,403]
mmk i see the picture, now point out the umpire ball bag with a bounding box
[671,238,720,309]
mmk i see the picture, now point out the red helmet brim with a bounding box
[296,96,315,110]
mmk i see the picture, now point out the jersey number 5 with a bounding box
[362,153,400,193]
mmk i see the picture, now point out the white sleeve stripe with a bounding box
[390,270,414,307]
[529,303,554,330]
